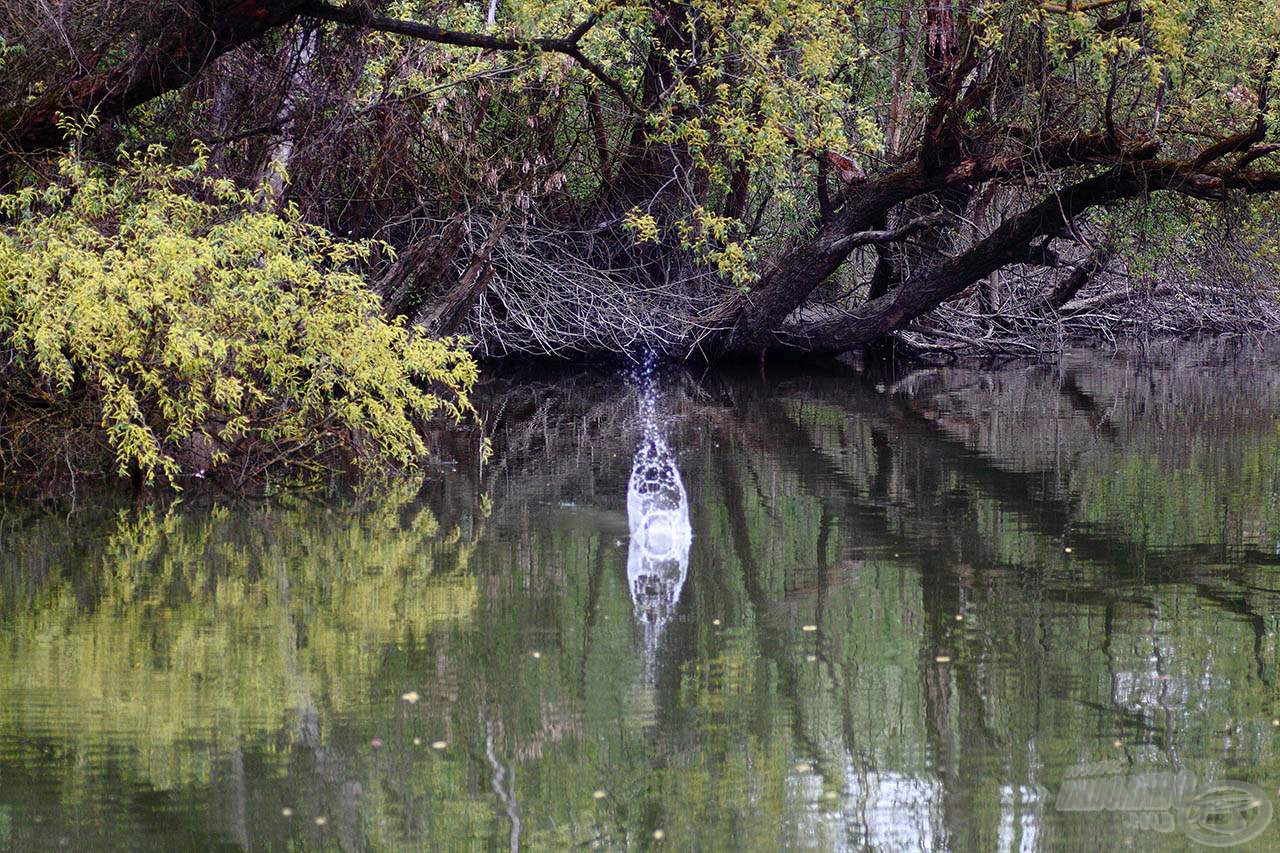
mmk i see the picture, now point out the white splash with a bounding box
[626,356,692,681]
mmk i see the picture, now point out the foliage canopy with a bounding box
[0,137,476,489]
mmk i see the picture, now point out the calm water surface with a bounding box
[3,345,1280,850]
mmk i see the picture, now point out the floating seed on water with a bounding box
[431,740,448,750]
[802,624,818,632]
[401,690,420,704]
[935,655,952,663]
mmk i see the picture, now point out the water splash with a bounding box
[625,353,692,682]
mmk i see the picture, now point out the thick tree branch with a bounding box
[3,0,310,161]
[763,151,1270,356]
[829,211,953,252]
[712,129,1160,349]
[773,167,1149,355]
[1192,49,1276,169]
[299,2,637,111]
[2,0,635,164]
[1045,246,1111,309]
[1041,0,1129,13]
[1063,6,1147,60]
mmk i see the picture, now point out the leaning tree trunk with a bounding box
[3,1,310,163]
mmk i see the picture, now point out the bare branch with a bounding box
[830,211,953,252]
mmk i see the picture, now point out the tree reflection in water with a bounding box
[3,343,1280,849]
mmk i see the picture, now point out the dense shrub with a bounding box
[0,143,477,491]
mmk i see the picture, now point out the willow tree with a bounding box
[2,0,1279,359]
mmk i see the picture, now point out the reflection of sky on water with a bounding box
[789,767,1046,850]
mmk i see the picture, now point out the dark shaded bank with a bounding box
[471,332,1280,388]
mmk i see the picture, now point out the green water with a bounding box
[3,346,1280,850]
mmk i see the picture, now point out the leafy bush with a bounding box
[0,143,477,490]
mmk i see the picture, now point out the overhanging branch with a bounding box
[299,2,638,111]
[2,0,636,163]
[830,211,953,252]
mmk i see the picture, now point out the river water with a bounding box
[2,344,1280,850]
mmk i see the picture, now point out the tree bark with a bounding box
[1042,247,1112,312]
[382,215,468,321]
[709,130,1166,354]
[4,1,309,161]
[773,169,1147,355]
[421,217,511,334]
[2,1,629,166]
[257,24,319,199]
